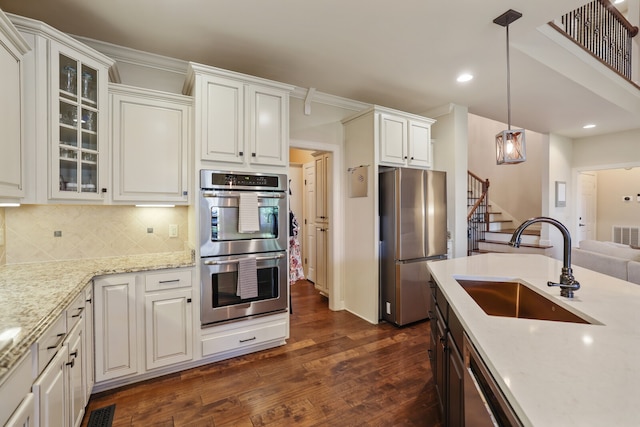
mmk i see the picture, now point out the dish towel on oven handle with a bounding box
[237,257,258,299]
[238,192,260,233]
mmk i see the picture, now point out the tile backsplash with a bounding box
[4,205,189,264]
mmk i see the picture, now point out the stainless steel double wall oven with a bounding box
[199,170,288,326]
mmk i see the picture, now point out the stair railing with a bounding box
[467,171,490,256]
[552,0,638,80]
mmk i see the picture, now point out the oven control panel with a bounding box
[200,170,286,191]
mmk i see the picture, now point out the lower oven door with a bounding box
[201,251,288,326]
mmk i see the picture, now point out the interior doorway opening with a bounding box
[289,148,332,304]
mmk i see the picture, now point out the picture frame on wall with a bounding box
[555,181,566,207]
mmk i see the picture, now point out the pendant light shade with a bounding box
[494,9,526,165]
[496,129,525,164]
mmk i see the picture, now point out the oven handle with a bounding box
[201,191,285,199]
[203,253,285,266]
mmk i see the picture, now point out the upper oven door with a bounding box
[200,190,287,257]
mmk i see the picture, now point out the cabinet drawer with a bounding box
[145,269,191,292]
[66,291,86,330]
[35,313,66,374]
[202,319,286,357]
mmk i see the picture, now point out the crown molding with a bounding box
[73,35,189,76]
[291,87,370,112]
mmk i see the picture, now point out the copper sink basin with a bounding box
[456,279,592,324]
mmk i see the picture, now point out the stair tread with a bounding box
[488,228,540,236]
[479,239,552,249]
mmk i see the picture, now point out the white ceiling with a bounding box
[1,0,639,138]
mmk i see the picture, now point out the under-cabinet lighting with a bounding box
[135,204,176,208]
[0,203,21,207]
[583,124,596,129]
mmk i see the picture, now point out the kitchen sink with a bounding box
[456,279,593,324]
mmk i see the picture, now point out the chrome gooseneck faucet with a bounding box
[508,217,580,298]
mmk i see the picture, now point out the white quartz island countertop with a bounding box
[427,253,640,427]
[0,251,195,381]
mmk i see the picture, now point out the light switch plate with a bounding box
[169,224,178,238]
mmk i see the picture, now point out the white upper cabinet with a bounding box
[9,14,115,203]
[110,84,192,204]
[184,63,293,170]
[0,10,30,200]
[377,108,435,169]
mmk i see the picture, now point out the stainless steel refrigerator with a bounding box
[379,167,447,326]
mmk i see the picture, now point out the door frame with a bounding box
[290,139,344,311]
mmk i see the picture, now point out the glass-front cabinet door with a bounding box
[51,44,107,200]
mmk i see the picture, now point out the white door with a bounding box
[577,172,597,242]
[303,162,316,282]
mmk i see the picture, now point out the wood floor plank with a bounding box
[82,280,442,426]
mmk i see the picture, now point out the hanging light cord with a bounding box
[506,23,511,131]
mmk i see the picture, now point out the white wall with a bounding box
[547,134,573,258]
[467,113,544,224]
[595,168,640,240]
[427,104,468,258]
[572,128,640,169]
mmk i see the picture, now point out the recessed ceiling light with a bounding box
[456,73,473,83]
[583,124,596,129]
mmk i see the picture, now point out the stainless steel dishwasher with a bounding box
[463,334,523,427]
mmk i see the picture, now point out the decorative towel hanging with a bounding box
[237,257,258,299]
[238,192,260,233]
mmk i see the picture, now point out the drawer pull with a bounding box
[70,350,78,358]
[71,307,84,318]
[159,279,180,284]
[239,336,256,343]
[66,359,75,368]
[47,333,66,350]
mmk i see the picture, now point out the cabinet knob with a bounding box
[411,157,414,160]
[101,188,107,193]
[239,151,244,156]
[187,298,192,303]
[183,191,188,196]
[404,156,407,159]
[252,153,256,157]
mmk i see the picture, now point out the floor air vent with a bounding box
[87,404,115,427]
[612,226,640,246]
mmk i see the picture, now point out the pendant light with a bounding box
[494,9,526,165]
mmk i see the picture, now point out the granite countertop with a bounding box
[0,250,195,381]
[428,253,640,427]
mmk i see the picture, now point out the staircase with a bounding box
[467,171,552,256]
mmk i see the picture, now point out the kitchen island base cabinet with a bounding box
[429,281,464,427]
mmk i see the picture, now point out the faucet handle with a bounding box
[547,279,580,298]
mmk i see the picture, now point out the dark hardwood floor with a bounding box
[82,280,442,426]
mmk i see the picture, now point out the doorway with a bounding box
[289,147,334,306]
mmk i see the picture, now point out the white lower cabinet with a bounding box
[94,268,194,386]
[201,312,288,358]
[66,321,85,427]
[5,393,34,427]
[33,343,68,427]
[94,274,138,382]
[144,288,193,370]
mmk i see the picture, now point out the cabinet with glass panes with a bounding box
[8,14,114,202]
[54,48,107,199]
